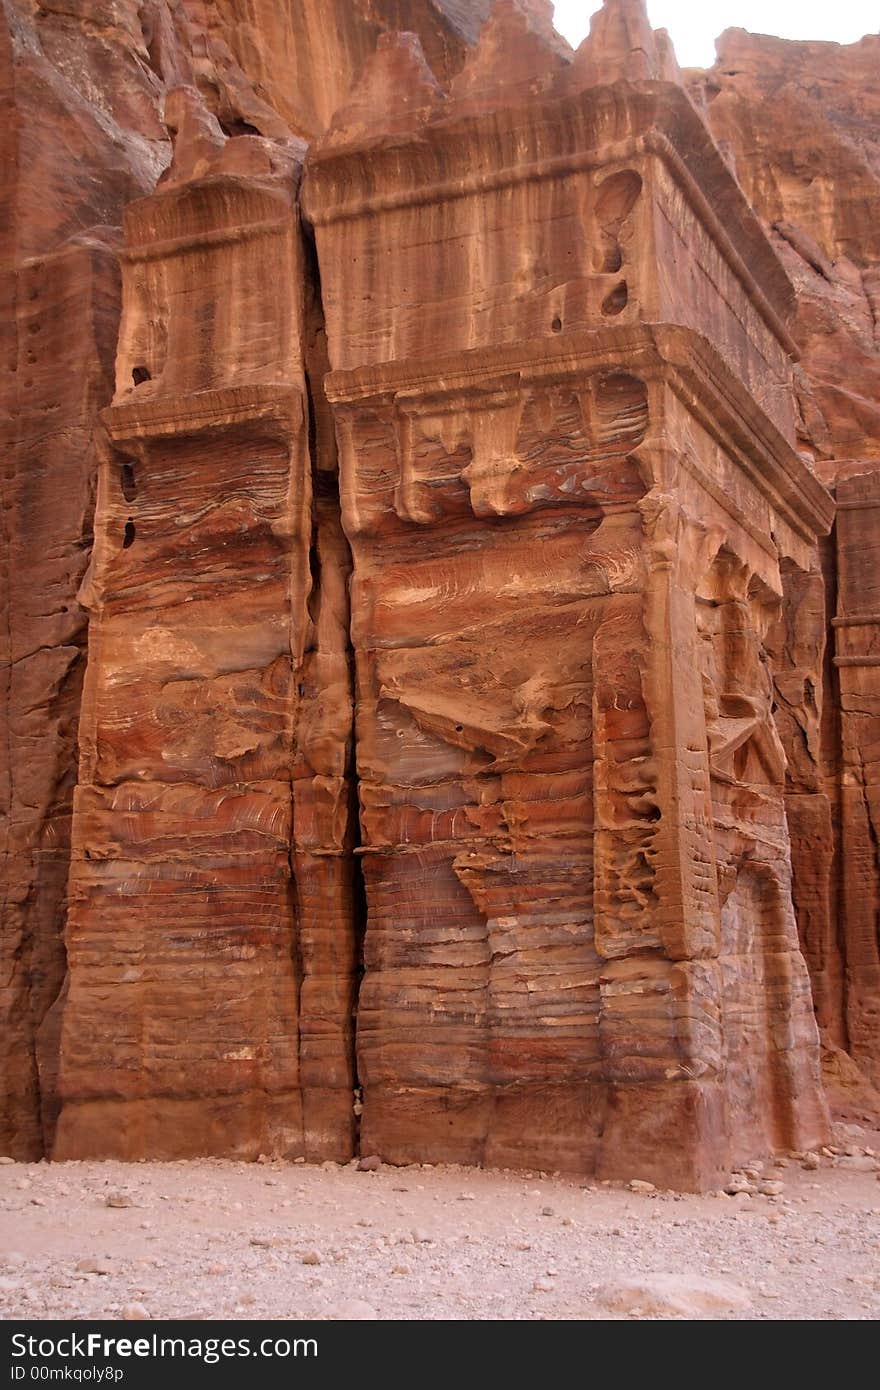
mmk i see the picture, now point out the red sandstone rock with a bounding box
[0,0,165,1159]
[51,110,358,1160]
[0,0,499,1161]
[2,0,880,1177]
[831,474,880,1090]
[304,4,832,1186]
[693,29,880,1097]
[178,0,491,140]
[693,28,880,468]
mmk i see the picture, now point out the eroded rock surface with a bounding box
[0,0,499,1160]
[304,2,832,1186]
[1,0,165,1159]
[693,28,880,1094]
[1,0,879,1178]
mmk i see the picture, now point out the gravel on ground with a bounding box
[1,1123,878,1321]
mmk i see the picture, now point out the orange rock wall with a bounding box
[694,28,880,1094]
[304,5,832,1186]
[0,0,491,1161]
[1,0,879,1175]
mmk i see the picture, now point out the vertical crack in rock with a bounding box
[349,796,368,1156]
[4,0,488,1164]
[53,105,334,1160]
[765,553,848,1069]
[297,218,362,1158]
[819,526,849,1048]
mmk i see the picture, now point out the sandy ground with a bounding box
[1,1124,879,1321]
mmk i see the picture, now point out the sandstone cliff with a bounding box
[693,28,880,1101]
[1,0,879,1180]
[0,0,492,1160]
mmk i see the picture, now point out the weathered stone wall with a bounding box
[304,3,832,1186]
[832,475,880,1088]
[693,26,880,1098]
[2,0,879,1176]
[1,0,165,1158]
[0,0,495,1161]
[51,116,360,1160]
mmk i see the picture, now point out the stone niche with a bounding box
[304,10,835,1188]
[53,117,357,1162]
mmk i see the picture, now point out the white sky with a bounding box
[552,1,879,68]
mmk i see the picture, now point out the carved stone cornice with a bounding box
[101,385,303,445]
[326,323,834,544]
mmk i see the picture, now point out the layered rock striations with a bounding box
[692,28,880,1094]
[304,0,832,1185]
[0,0,165,1159]
[1,0,878,1179]
[178,0,492,141]
[51,103,360,1160]
[0,0,502,1161]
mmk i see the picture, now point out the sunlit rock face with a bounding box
[4,0,879,1181]
[693,26,880,1100]
[0,0,488,1164]
[303,0,832,1187]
